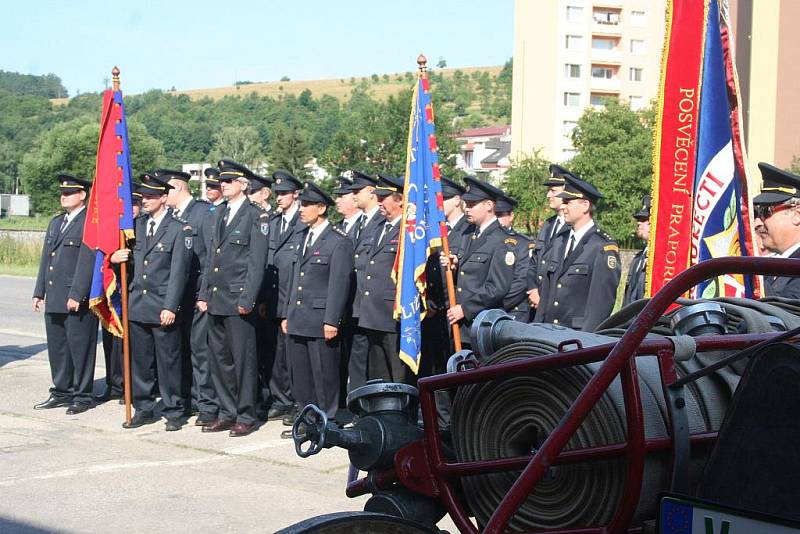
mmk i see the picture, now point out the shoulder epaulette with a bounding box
[249,200,266,212]
[503,237,518,246]
[332,226,347,237]
[269,211,282,220]
[258,211,270,219]
[595,227,615,242]
[194,198,210,205]
[172,214,188,224]
[603,244,619,253]
[134,213,148,221]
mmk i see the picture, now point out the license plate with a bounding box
[659,495,800,533]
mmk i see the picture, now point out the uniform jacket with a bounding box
[622,247,647,306]
[357,222,400,332]
[179,199,211,301]
[264,208,303,319]
[128,213,192,324]
[503,230,534,321]
[528,215,566,291]
[765,247,800,299]
[453,220,516,340]
[534,224,621,331]
[284,224,355,338]
[352,211,386,318]
[33,209,94,313]
[201,200,270,316]
[424,215,474,313]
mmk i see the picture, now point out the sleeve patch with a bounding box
[504,238,518,246]
[603,244,619,252]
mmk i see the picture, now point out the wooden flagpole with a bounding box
[112,66,133,425]
[418,55,462,352]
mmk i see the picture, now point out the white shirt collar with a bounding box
[226,195,247,223]
[176,197,192,215]
[65,205,85,225]
[147,208,169,234]
[780,240,800,259]
[363,205,380,225]
[306,219,330,248]
[212,198,225,206]
[343,210,364,230]
[568,220,595,245]
[448,213,464,228]
[282,202,298,223]
[478,216,497,236]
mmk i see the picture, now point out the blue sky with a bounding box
[2,0,514,95]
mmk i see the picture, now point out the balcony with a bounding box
[590,48,623,64]
[590,76,622,92]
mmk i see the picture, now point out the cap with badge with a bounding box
[204,167,221,189]
[348,170,379,192]
[333,176,354,195]
[634,194,651,220]
[272,169,303,192]
[495,194,518,214]
[57,174,92,194]
[752,162,800,205]
[440,176,466,199]
[135,173,173,195]
[299,181,334,206]
[544,164,571,187]
[462,176,505,202]
[153,168,191,183]
[217,159,252,182]
[557,174,603,204]
[374,175,404,197]
[249,173,274,193]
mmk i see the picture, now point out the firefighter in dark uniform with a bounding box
[198,160,269,437]
[110,176,191,430]
[527,165,569,313]
[334,175,363,237]
[534,174,621,331]
[622,195,650,307]
[204,167,224,207]
[159,168,218,425]
[264,170,304,423]
[348,171,387,391]
[281,181,354,419]
[496,194,533,321]
[440,177,516,347]
[32,175,97,414]
[357,175,406,383]
[753,162,800,298]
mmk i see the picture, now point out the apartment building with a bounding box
[511,0,666,162]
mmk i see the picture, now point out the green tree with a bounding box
[19,116,164,215]
[569,99,654,241]
[502,150,553,235]
[270,124,312,177]
[206,126,265,169]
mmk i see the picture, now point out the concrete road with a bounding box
[1,275,450,533]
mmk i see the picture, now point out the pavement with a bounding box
[0,275,376,533]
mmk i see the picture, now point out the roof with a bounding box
[457,125,510,139]
[481,140,511,165]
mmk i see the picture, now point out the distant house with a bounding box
[455,125,512,182]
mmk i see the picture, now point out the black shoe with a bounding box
[165,419,182,432]
[195,413,216,427]
[267,404,291,420]
[65,403,90,415]
[282,413,297,427]
[122,412,157,429]
[94,390,123,403]
[34,395,71,410]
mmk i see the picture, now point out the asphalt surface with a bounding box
[0,275,405,533]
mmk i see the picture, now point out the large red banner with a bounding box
[646,0,708,298]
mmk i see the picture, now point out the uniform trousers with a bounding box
[188,307,217,416]
[347,327,370,392]
[101,327,123,395]
[267,320,294,409]
[208,313,259,425]
[44,310,98,405]
[365,329,409,384]
[129,320,184,419]
[255,312,274,407]
[288,335,341,419]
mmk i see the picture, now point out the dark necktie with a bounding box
[303,230,314,257]
[378,222,393,247]
[147,219,156,248]
[281,217,288,235]
[355,214,366,241]
[564,233,576,259]
[173,209,181,219]
[59,215,69,234]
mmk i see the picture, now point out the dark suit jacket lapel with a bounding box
[371,222,399,257]
[300,225,332,266]
[222,203,248,242]
[145,215,171,254]
[558,227,592,276]
[53,209,83,249]
[276,209,300,249]
[215,201,228,244]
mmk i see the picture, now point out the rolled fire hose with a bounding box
[450,298,800,531]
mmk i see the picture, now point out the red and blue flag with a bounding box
[392,64,446,374]
[82,89,135,335]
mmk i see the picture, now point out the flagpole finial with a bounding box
[112,66,120,91]
[417,54,427,72]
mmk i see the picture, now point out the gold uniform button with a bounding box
[142,274,147,279]
[457,288,462,292]
[364,291,370,296]
[143,289,147,294]
[557,283,562,288]
[298,286,302,291]
[541,260,546,265]
[48,280,53,285]
[460,271,465,276]
[51,252,55,257]
[297,300,301,305]
[144,260,148,266]
[355,254,360,258]
[300,272,305,277]
[216,248,221,253]
[366,275,371,280]
[214,267,219,272]
[370,260,375,265]
[553,319,559,324]
[538,275,543,280]
[554,301,559,306]
[212,287,217,292]
[49,266,53,271]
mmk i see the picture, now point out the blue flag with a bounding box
[393,67,446,374]
[690,0,758,299]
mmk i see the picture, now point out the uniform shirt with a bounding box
[303,220,330,251]
[280,203,299,233]
[225,195,247,226]
[172,197,192,219]
[563,221,594,259]
[63,205,86,230]
[502,229,534,321]
[146,209,169,235]
[342,211,363,235]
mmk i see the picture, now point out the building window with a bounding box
[564,64,581,78]
[629,67,643,82]
[590,93,617,107]
[630,10,646,26]
[593,10,620,24]
[592,37,616,50]
[565,34,583,50]
[566,5,583,22]
[630,39,645,55]
[563,121,578,137]
[591,66,614,79]
[630,96,645,110]
[464,150,474,169]
[564,92,581,107]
